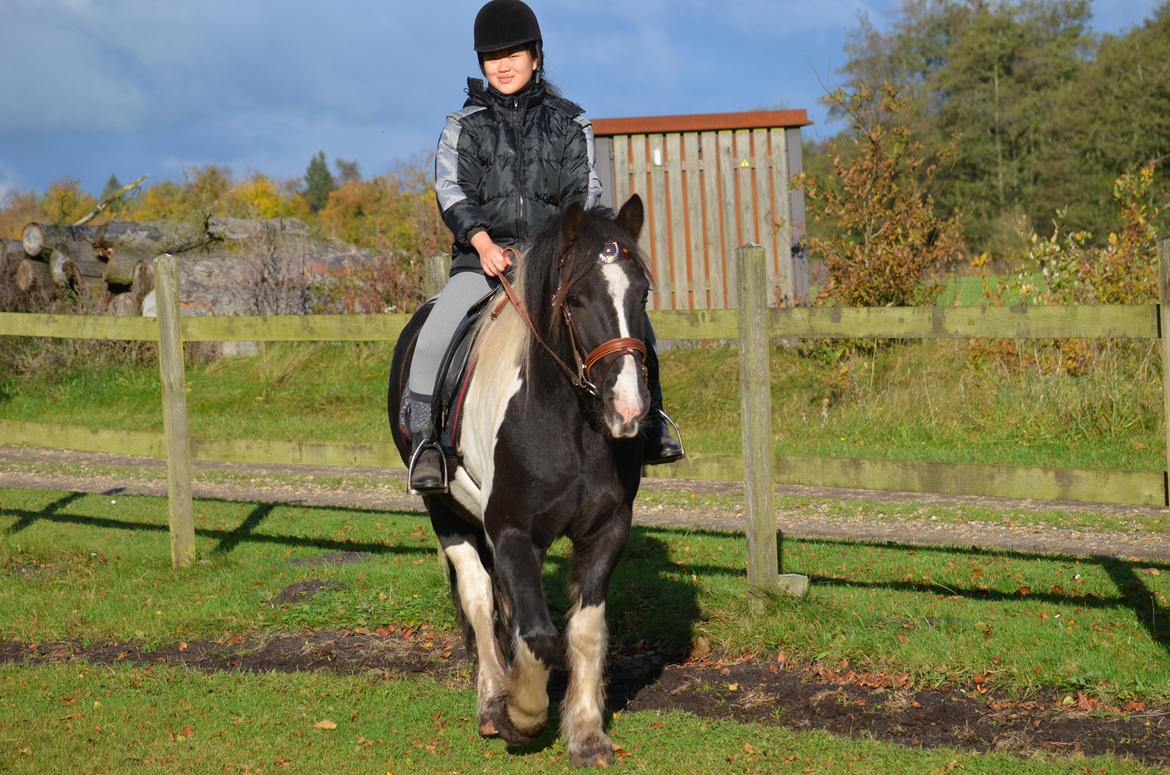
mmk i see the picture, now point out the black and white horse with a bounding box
[387,196,651,767]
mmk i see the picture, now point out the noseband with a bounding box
[495,245,646,397]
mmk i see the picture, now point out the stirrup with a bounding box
[408,440,448,495]
[646,408,685,465]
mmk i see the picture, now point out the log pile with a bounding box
[1,216,376,323]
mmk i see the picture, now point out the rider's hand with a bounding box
[471,231,512,277]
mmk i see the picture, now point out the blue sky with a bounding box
[0,0,1161,197]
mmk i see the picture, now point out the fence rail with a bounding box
[1,304,1155,343]
[2,242,1169,581]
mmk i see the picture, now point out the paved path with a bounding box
[2,445,1168,562]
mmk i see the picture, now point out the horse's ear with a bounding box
[615,195,644,240]
[562,202,588,243]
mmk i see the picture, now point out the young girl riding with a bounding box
[406,0,682,493]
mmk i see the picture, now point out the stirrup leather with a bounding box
[408,440,448,495]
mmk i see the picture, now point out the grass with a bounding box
[3,486,1168,772]
[4,664,1163,774]
[0,334,1163,472]
[7,665,1162,774]
[3,487,1168,705]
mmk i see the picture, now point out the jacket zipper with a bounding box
[513,96,526,243]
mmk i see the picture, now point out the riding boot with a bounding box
[407,392,447,494]
[642,345,685,465]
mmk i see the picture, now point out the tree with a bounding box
[335,158,361,185]
[100,174,127,215]
[802,84,964,307]
[304,151,335,213]
[222,173,308,219]
[1044,3,1170,237]
[840,0,1094,248]
[41,177,96,225]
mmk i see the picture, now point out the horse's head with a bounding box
[553,195,652,439]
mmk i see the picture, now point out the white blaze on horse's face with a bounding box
[599,258,649,438]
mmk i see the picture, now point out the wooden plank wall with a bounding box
[604,129,798,310]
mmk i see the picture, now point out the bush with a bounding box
[801,83,964,307]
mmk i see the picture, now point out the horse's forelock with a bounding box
[507,207,651,376]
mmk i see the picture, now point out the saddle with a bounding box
[428,287,500,458]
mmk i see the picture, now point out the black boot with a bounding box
[407,393,447,494]
[642,345,684,465]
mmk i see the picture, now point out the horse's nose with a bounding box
[613,396,643,426]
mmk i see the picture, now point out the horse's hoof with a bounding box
[485,695,543,745]
[569,735,615,768]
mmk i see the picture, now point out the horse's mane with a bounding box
[470,206,651,388]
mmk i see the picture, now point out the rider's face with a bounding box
[481,47,538,95]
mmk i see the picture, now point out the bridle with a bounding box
[494,244,647,397]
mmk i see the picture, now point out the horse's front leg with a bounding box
[564,508,632,767]
[437,533,508,737]
[486,527,558,745]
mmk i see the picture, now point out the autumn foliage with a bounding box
[0,159,447,313]
[801,84,964,307]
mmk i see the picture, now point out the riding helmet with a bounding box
[473,0,542,53]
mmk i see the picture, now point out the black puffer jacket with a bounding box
[435,77,602,273]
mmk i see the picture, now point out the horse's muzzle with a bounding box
[603,354,650,438]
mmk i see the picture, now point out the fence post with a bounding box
[1160,239,1170,507]
[425,252,451,299]
[154,254,196,569]
[736,245,808,600]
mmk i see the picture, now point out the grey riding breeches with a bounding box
[407,270,497,397]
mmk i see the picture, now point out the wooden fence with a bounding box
[2,243,1169,589]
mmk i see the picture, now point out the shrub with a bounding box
[801,83,964,307]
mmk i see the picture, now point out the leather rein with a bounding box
[493,246,646,397]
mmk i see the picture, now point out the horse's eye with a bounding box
[599,241,620,264]
[567,294,581,307]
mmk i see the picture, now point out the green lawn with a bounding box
[3,487,1167,702]
[0,335,1163,472]
[3,486,1167,771]
[3,665,1159,774]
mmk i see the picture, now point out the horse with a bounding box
[386,195,652,767]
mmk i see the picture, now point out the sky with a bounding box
[0,0,1162,198]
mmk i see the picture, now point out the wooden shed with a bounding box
[592,109,812,310]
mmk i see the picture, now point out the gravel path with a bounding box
[2,445,1169,562]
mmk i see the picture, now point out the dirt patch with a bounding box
[287,551,372,567]
[268,580,348,606]
[1,632,1167,765]
[627,660,1170,765]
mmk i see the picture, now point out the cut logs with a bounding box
[48,248,84,291]
[15,259,50,292]
[3,216,390,348]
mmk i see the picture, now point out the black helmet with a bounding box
[473,0,542,53]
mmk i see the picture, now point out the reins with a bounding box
[493,245,646,397]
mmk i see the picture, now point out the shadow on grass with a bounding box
[3,491,1164,663]
[0,497,432,560]
[3,492,87,536]
[1097,555,1170,659]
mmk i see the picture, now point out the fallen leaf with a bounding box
[727,683,739,691]
[178,642,188,652]
[313,720,338,730]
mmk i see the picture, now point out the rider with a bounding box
[406,0,683,494]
